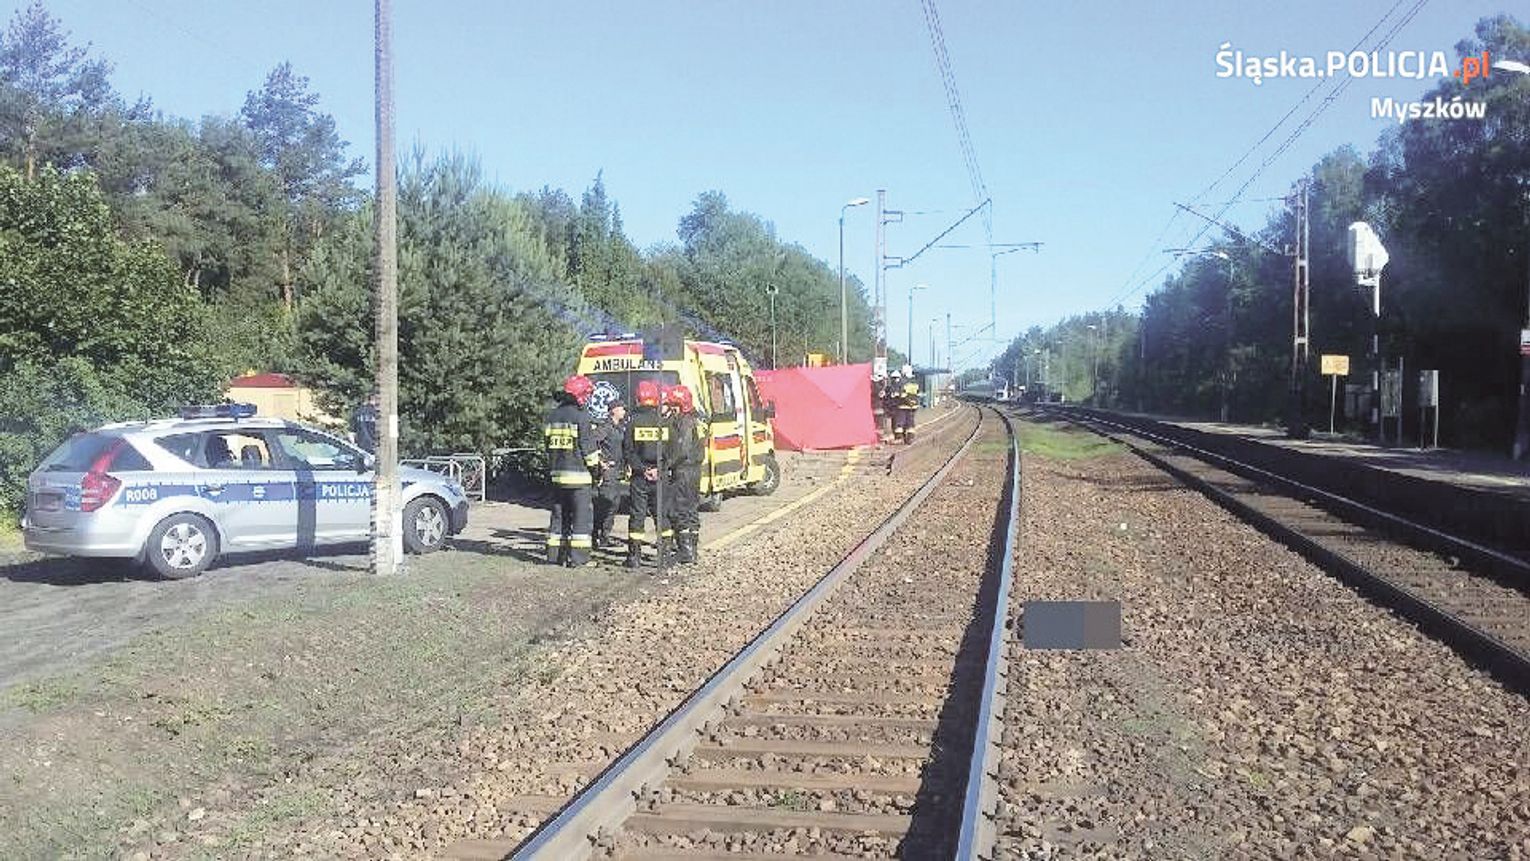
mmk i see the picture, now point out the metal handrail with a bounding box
[400,453,487,502]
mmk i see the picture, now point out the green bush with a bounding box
[0,359,147,515]
[0,165,226,518]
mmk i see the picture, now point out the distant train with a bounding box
[961,377,1065,404]
[961,378,1011,401]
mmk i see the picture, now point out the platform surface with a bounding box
[1165,419,1530,500]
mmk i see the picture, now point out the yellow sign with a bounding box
[1320,354,1350,376]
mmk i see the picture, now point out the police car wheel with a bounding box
[403,496,448,554]
[751,454,781,496]
[145,514,219,579]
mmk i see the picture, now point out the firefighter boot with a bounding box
[658,536,679,567]
[678,533,698,564]
[624,540,643,569]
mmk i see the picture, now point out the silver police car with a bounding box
[21,404,469,578]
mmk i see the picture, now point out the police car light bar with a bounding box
[178,403,257,419]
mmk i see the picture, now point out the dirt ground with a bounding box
[0,442,866,860]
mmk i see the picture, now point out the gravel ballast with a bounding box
[997,418,1530,859]
[258,408,983,857]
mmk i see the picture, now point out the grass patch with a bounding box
[0,518,22,552]
[771,789,815,812]
[1,678,79,713]
[1018,422,1122,460]
[0,552,630,859]
[223,786,327,850]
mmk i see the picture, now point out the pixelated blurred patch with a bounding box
[1021,600,1121,650]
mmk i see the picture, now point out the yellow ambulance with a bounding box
[576,335,780,506]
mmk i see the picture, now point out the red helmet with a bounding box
[562,374,594,405]
[663,384,694,413]
[635,379,661,407]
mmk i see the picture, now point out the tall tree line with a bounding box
[0,2,875,516]
[994,15,1529,448]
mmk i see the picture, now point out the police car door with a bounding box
[192,430,289,550]
[268,427,371,546]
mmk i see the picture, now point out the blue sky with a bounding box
[14,0,1518,369]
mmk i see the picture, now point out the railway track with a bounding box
[1043,407,1530,694]
[458,404,1018,859]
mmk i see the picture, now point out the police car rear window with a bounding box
[39,433,149,472]
[155,433,202,466]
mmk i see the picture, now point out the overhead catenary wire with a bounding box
[1100,0,1424,314]
[1102,0,1432,311]
[920,0,1014,366]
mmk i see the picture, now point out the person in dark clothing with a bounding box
[591,402,628,550]
[542,375,601,567]
[895,365,921,444]
[351,392,379,453]
[871,373,890,443]
[886,371,906,443]
[663,385,704,564]
[623,380,672,569]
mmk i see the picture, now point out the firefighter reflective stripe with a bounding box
[568,534,592,549]
[634,426,669,442]
[546,534,566,546]
[545,421,578,449]
[551,469,593,486]
[624,529,675,544]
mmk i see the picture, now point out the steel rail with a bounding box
[1053,408,1530,695]
[953,406,1020,860]
[1065,409,1530,580]
[509,404,992,859]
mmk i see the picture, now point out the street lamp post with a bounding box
[839,197,870,364]
[908,283,927,365]
[766,284,779,369]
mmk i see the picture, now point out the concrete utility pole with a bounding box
[907,283,927,362]
[838,197,869,364]
[874,190,887,373]
[1288,181,1311,438]
[1515,199,1530,460]
[371,0,403,574]
[946,312,952,374]
[1087,323,1100,402]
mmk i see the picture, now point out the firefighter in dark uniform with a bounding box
[542,375,601,566]
[872,372,890,443]
[623,380,672,569]
[887,370,907,443]
[895,365,922,443]
[893,365,918,443]
[663,385,704,564]
[591,401,627,549]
